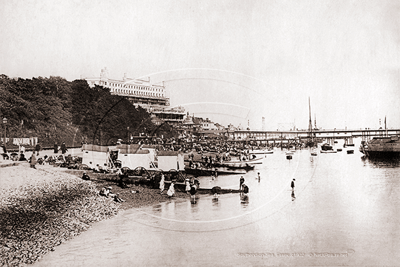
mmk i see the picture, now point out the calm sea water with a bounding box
[35,139,400,266]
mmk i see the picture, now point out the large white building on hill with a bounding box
[84,68,185,125]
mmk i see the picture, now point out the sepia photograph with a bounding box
[1,0,399,266]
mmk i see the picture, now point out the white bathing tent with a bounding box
[82,144,116,169]
[116,144,154,170]
[141,145,158,162]
[157,151,185,171]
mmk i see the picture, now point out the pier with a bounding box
[197,128,400,147]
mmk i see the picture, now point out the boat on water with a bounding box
[347,150,354,154]
[321,143,333,151]
[213,161,256,170]
[244,156,264,164]
[184,166,246,176]
[360,135,400,157]
[320,149,337,153]
[344,138,355,147]
[250,149,273,155]
[286,151,295,159]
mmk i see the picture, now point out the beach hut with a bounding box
[157,151,185,171]
[82,144,115,169]
[141,144,158,162]
[116,144,153,170]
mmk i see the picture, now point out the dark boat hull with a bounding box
[184,167,246,176]
[364,151,400,158]
[213,162,255,171]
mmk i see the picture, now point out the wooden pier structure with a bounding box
[197,128,400,147]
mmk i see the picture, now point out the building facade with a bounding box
[85,68,185,125]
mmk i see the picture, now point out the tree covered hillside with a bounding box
[0,75,175,150]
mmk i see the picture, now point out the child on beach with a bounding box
[99,186,116,198]
[185,179,191,194]
[82,172,90,180]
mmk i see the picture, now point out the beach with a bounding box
[0,161,186,266]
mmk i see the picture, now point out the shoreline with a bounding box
[0,164,187,266]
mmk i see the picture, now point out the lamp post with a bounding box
[3,118,7,149]
[127,126,130,143]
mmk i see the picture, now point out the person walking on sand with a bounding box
[30,153,37,169]
[160,173,165,194]
[291,179,295,192]
[35,143,41,156]
[54,142,59,153]
[256,172,261,182]
[61,142,67,154]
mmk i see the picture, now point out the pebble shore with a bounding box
[0,166,115,266]
[0,164,188,266]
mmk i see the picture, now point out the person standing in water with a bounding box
[239,176,245,190]
[190,183,197,201]
[291,178,295,192]
[185,178,191,194]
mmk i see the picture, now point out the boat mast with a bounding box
[308,97,313,142]
[385,116,387,137]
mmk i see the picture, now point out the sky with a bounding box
[1,0,400,130]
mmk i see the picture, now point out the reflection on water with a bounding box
[240,194,249,208]
[35,141,400,267]
[362,155,400,168]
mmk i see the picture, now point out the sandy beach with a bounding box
[0,161,187,266]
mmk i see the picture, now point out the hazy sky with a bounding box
[1,0,399,130]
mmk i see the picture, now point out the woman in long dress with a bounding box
[159,174,165,194]
[167,181,175,197]
[30,153,37,169]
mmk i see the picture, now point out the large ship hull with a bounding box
[361,136,400,158]
[364,151,400,158]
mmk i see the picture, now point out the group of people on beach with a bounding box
[99,186,125,203]
[1,141,68,164]
[159,174,201,201]
[53,142,68,154]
